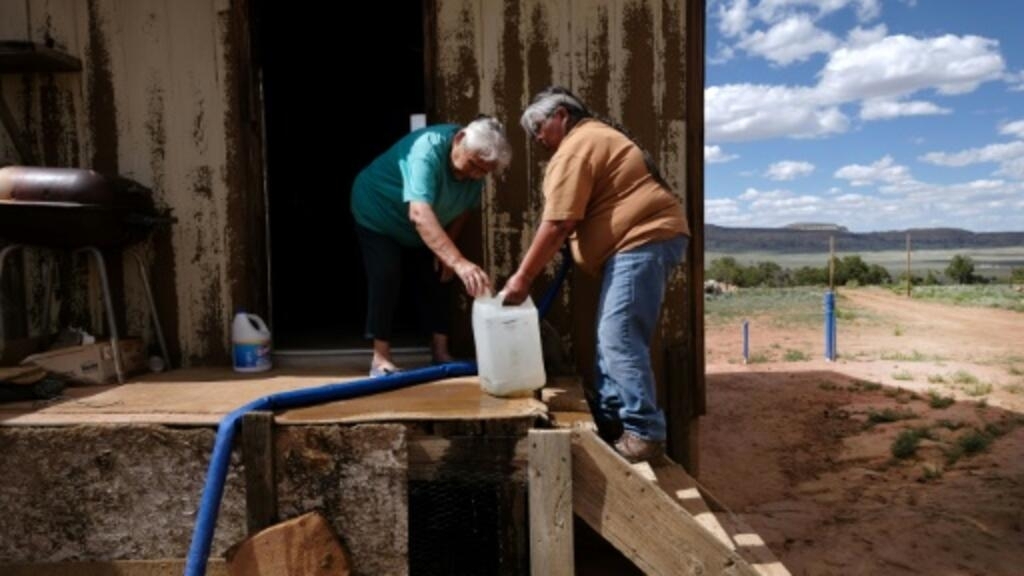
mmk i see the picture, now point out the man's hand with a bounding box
[499,272,532,305]
[454,260,491,298]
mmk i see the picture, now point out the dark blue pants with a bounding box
[355,224,451,341]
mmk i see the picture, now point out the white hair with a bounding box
[461,116,513,173]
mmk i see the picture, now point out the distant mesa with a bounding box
[783,222,849,232]
[707,224,1024,253]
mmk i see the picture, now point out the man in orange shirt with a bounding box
[500,87,690,462]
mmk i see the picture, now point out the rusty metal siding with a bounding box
[432,0,700,465]
[432,0,693,351]
[0,0,258,364]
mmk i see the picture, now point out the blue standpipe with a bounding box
[185,244,574,576]
[824,290,836,361]
[742,320,749,364]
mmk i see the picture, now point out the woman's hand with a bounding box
[435,257,455,283]
[454,259,491,297]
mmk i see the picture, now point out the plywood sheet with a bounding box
[0,367,546,426]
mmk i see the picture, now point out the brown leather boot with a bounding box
[613,431,665,463]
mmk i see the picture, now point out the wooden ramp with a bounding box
[538,377,790,576]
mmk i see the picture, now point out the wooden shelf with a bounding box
[0,41,81,73]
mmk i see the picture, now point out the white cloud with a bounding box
[737,15,838,65]
[705,197,752,225]
[859,99,952,120]
[718,0,752,38]
[854,0,881,21]
[845,24,888,48]
[706,84,849,141]
[834,155,912,187]
[754,0,877,23]
[1005,70,1024,92]
[709,42,737,65]
[708,174,1023,232]
[919,141,1024,167]
[999,120,1024,139]
[705,145,739,163]
[996,157,1024,180]
[818,34,1005,100]
[706,30,1005,143]
[765,160,815,180]
[737,187,821,216]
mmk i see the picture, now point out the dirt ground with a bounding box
[700,287,1024,575]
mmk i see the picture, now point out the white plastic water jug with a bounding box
[472,296,546,397]
[232,311,272,373]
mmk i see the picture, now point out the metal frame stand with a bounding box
[0,243,171,382]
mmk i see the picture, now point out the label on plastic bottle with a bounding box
[233,342,271,372]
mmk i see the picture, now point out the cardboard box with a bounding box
[22,338,146,384]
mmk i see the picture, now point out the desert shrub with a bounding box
[928,391,955,409]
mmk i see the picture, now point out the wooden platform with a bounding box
[0,367,546,426]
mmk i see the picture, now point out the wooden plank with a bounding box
[0,560,227,576]
[684,471,794,573]
[0,372,546,427]
[407,434,530,481]
[529,429,574,576]
[226,511,351,576]
[650,458,734,550]
[707,507,792,576]
[570,429,757,576]
[242,411,277,534]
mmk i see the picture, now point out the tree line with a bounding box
[706,254,1024,288]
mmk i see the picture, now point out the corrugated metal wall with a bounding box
[0,0,262,365]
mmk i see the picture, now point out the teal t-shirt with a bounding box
[351,124,484,247]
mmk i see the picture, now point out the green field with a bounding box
[706,246,1024,280]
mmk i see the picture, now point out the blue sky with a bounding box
[705,0,1024,232]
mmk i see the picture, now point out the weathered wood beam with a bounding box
[529,429,574,576]
[570,429,757,575]
[242,411,277,534]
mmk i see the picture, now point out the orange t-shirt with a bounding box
[541,119,690,275]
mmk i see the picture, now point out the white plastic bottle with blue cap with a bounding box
[232,311,272,373]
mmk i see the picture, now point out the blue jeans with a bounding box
[591,236,687,442]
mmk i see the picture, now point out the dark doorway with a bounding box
[252,1,427,349]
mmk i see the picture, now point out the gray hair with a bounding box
[520,86,670,189]
[461,116,513,173]
[520,86,591,137]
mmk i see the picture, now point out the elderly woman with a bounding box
[500,87,689,462]
[352,116,511,377]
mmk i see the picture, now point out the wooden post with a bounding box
[906,232,912,297]
[529,429,574,576]
[242,411,277,534]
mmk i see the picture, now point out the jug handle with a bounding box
[247,314,269,333]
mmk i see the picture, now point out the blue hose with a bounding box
[185,246,573,575]
[184,361,477,576]
[537,244,572,318]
